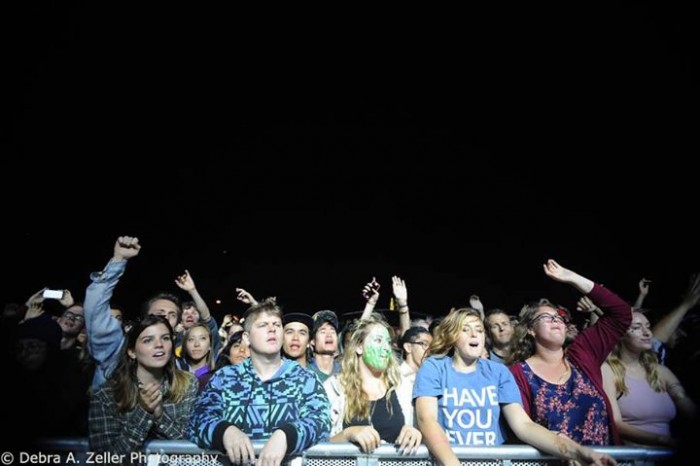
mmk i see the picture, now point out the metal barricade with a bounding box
[32,438,675,466]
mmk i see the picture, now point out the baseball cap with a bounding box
[283,312,314,331]
[312,310,339,336]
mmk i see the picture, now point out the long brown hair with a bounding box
[111,315,194,413]
[507,299,559,365]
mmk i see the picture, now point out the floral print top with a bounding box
[519,361,610,445]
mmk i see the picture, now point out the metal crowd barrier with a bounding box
[30,438,675,466]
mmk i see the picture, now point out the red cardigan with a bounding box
[509,283,632,445]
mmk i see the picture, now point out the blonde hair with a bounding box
[605,316,664,396]
[182,322,214,370]
[339,313,401,424]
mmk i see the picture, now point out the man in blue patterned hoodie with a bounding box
[188,297,330,465]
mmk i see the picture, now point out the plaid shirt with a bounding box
[89,374,198,454]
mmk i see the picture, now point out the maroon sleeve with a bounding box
[568,283,632,366]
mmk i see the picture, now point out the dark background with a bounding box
[3,3,697,322]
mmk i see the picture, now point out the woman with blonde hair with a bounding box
[177,322,215,393]
[89,315,198,455]
[602,310,696,446]
[323,313,421,453]
[415,305,617,466]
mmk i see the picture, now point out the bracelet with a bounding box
[398,311,408,315]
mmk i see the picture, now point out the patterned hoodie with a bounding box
[188,358,330,454]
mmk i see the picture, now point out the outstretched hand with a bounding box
[175,269,196,292]
[362,277,380,304]
[576,296,600,314]
[543,259,576,283]
[236,288,258,306]
[392,276,408,306]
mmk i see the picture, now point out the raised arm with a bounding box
[469,295,486,322]
[633,278,652,309]
[235,288,258,307]
[652,273,700,344]
[175,269,213,322]
[392,276,411,337]
[543,259,594,294]
[84,236,140,388]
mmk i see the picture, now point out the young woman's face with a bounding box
[185,326,211,362]
[129,323,172,370]
[229,339,250,364]
[623,312,653,352]
[454,315,486,361]
[528,306,567,345]
[359,325,393,371]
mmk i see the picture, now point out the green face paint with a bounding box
[362,326,392,371]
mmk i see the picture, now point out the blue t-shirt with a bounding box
[413,355,521,446]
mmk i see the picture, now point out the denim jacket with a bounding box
[84,259,126,389]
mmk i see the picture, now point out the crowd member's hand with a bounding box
[59,289,75,308]
[543,259,576,283]
[362,277,380,305]
[113,236,141,262]
[175,269,197,292]
[392,276,408,307]
[576,296,601,314]
[138,382,163,419]
[236,288,258,306]
[395,425,422,454]
[222,425,256,465]
[258,430,287,466]
[638,278,652,297]
[345,425,382,452]
[469,295,484,314]
[23,288,46,321]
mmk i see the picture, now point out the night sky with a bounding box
[4,3,697,322]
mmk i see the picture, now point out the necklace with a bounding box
[557,359,570,383]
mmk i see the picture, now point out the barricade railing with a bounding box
[31,438,675,466]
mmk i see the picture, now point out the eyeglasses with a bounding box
[411,340,430,348]
[530,313,567,326]
[63,311,85,323]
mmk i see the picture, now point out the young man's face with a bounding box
[283,321,310,360]
[57,305,85,337]
[312,321,338,356]
[148,299,179,329]
[245,311,283,357]
[181,305,201,329]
